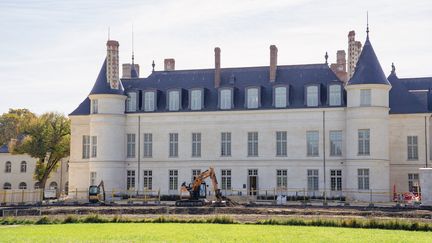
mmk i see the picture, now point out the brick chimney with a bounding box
[164,58,175,71]
[269,45,278,82]
[214,47,221,88]
[106,40,120,89]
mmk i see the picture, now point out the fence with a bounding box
[67,188,161,205]
[0,189,43,205]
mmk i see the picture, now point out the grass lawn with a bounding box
[1,223,431,243]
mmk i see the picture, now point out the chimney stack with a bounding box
[214,47,221,88]
[106,40,120,89]
[269,45,278,82]
[164,58,175,71]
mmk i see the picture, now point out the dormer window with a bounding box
[126,92,137,112]
[274,86,288,108]
[219,88,233,110]
[190,89,203,110]
[360,89,371,106]
[144,91,156,112]
[91,99,98,114]
[329,84,342,106]
[246,87,260,109]
[306,85,319,107]
[168,90,180,111]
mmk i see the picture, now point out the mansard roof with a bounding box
[388,73,432,114]
[89,59,124,96]
[0,144,9,153]
[348,35,390,86]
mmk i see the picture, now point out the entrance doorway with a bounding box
[248,169,258,196]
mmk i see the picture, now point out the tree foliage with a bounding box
[0,109,36,145]
[12,112,70,190]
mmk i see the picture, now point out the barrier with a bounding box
[0,189,43,205]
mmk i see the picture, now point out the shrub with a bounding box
[82,214,108,224]
[35,217,51,225]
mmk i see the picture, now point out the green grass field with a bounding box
[1,223,431,243]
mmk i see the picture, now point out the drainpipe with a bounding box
[425,116,430,168]
[138,115,141,193]
[323,110,327,204]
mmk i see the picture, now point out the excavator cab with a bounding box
[88,181,106,204]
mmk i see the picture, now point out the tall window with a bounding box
[306,131,319,157]
[276,131,287,156]
[126,170,136,190]
[274,86,287,108]
[169,133,179,157]
[143,133,153,158]
[91,136,97,158]
[49,182,58,190]
[3,182,11,190]
[330,170,342,191]
[190,89,202,110]
[330,131,342,156]
[307,169,319,191]
[20,161,27,173]
[19,182,27,190]
[127,134,136,158]
[169,170,178,191]
[246,88,259,109]
[192,169,201,182]
[90,171,97,186]
[220,89,232,110]
[91,99,98,114]
[143,170,152,190]
[82,135,90,159]
[247,132,258,156]
[358,129,370,155]
[221,169,232,190]
[407,136,418,160]
[168,90,180,111]
[5,161,11,173]
[408,173,419,192]
[144,91,156,112]
[192,133,201,157]
[306,86,319,107]
[276,169,288,189]
[360,89,371,106]
[221,132,231,156]
[126,92,137,112]
[329,85,341,106]
[358,169,370,190]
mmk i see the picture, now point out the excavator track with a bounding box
[175,200,205,207]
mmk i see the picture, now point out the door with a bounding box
[248,169,258,196]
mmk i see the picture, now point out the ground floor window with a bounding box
[221,169,232,190]
[127,170,136,190]
[276,169,288,189]
[90,171,97,186]
[19,182,27,190]
[358,168,369,190]
[143,170,152,190]
[408,173,420,192]
[169,170,178,191]
[307,169,319,191]
[49,182,58,190]
[330,169,342,191]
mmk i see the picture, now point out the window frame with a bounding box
[357,168,370,190]
[276,131,287,157]
[273,85,289,108]
[328,84,342,106]
[306,131,319,157]
[189,88,204,111]
[360,89,371,107]
[126,133,136,158]
[169,133,179,157]
[219,87,234,110]
[91,136,97,158]
[305,84,320,107]
[91,99,98,114]
[307,169,319,191]
[5,161,11,173]
[169,169,179,191]
[407,136,419,160]
[143,133,153,158]
[126,91,138,112]
[221,132,232,157]
[20,161,27,173]
[276,169,288,189]
[143,90,157,112]
[221,169,232,190]
[143,170,153,190]
[82,135,90,159]
[3,182,12,190]
[245,86,261,109]
[358,129,370,156]
[329,130,342,157]
[247,132,259,157]
[330,169,342,191]
[126,170,136,190]
[18,182,27,190]
[167,89,181,111]
[192,132,201,157]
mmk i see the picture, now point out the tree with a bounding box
[0,109,36,145]
[12,112,70,190]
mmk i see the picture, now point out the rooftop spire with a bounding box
[131,24,135,64]
[325,51,328,64]
[152,60,155,72]
[366,11,369,37]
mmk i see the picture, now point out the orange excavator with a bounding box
[176,167,233,207]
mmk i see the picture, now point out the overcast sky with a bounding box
[0,0,431,115]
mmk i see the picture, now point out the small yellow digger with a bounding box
[88,180,106,204]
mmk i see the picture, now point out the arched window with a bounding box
[5,161,11,173]
[19,182,27,190]
[20,161,27,173]
[65,181,69,195]
[3,182,11,190]
[34,182,40,189]
[49,182,58,190]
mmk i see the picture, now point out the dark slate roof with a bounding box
[69,97,90,116]
[122,64,344,113]
[131,64,138,78]
[348,35,390,86]
[0,144,9,153]
[89,59,124,95]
